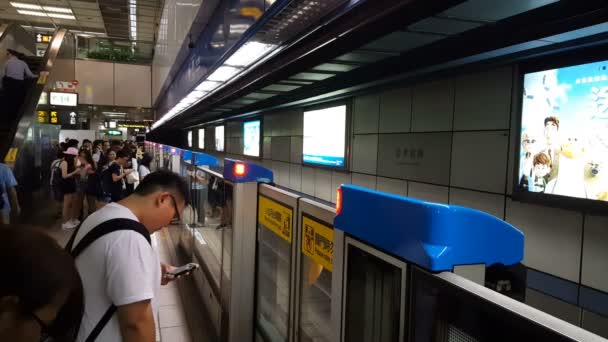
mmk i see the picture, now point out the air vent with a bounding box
[258,0,349,44]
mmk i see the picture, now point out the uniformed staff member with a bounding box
[2,49,37,122]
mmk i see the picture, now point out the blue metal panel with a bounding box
[170,146,181,155]
[193,152,220,167]
[223,158,273,183]
[183,150,193,162]
[334,184,524,272]
[163,145,171,153]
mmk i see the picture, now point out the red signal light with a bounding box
[336,187,343,215]
[234,163,247,176]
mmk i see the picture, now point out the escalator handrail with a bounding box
[1,28,68,161]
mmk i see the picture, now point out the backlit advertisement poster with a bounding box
[243,120,260,157]
[187,131,192,147]
[518,60,608,202]
[215,126,225,152]
[303,105,346,168]
[198,128,205,149]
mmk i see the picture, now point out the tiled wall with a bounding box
[199,65,608,337]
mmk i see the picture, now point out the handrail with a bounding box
[2,28,68,161]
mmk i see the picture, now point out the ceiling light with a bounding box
[10,2,42,10]
[224,41,277,67]
[188,90,207,98]
[129,0,137,40]
[42,6,73,13]
[207,66,241,82]
[196,81,221,91]
[47,12,76,19]
[17,9,46,17]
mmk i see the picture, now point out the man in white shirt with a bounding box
[3,49,37,121]
[71,170,189,341]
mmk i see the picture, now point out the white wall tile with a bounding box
[331,171,352,203]
[352,173,377,190]
[377,133,452,184]
[449,188,505,219]
[379,88,411,133]
[451,131,508,193]
[115,63,152,107]
[314,169,332,202]
[288,110,303,136]
[263,137,272,159]
[581,215,608,292]
[505,199,583,282]
[290,136,303,164]
[274,113,290,136]
[351,134,378,174]
[273,161,290,187]
[411,79,454,132]
[76,60,114,105]
[301,167,315,196]
[454,67,512,131]
[263,115,274,137]
[271,136,291,162]
[289,164,302,192]
[353,95,380,134]
[376,177,407,197]
[408,182,449,204]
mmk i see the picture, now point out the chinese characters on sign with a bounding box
[258,195,293,243]
[302,216,334,272]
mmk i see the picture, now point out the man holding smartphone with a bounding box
[70,170,190,342]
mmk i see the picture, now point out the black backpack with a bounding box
[65,218,151,342]
[50,160,63,201]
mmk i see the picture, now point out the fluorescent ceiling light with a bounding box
[10,2,42,10]
[188,90,207,98]
[196,81,221,91]
[17,9,46,17]
[129,0,137,40]
[42,6,73,13]
[47,12,76,19]
[224,41,277,67]
[207,66,241,82]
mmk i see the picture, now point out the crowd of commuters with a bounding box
[54,138,152,230]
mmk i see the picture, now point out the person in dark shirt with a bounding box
[104,150,132,203]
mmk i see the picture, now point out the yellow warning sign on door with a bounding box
[302,216,334,272]
[4,148,18,163]
[258,195,293,243]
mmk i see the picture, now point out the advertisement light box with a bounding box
[303,105,346,168]
[49,92,77,107]
[215,126,225,152]
[243,120,261,157]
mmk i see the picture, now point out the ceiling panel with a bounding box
[409,17,483,35]
[244,92,276,100]
[262,84,302,92]
[312,62,359,73]
[362,31,445,53]
[69,1,100,9]
[290,72,335,81]
[441,0,559,22]
[335,51,394,63]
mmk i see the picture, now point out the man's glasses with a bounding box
[169,194,182,225]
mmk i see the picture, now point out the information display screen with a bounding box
[49,92,77,107]
[243,120,261,157]
[187,131,193,147]
[303,105,346,168]
[518,59,608,204]
[215,126,225,152]
[198,128,205,149]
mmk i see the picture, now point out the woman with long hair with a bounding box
[60,147,87,230]
[138,153,152,180]
[76,149,97,219]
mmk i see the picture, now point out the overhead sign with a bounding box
[258,195,293,243]
[37,111,48,123]
[36,33,52,43]
[106,130,122,136]
[50,111,58,124]
[54,81,78,93]
[302,216,334,272]
[50,92,78,107]
[118,123,146,128]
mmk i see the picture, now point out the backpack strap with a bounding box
[67,218,151,342]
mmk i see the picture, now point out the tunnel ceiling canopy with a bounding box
[152,0,608,132]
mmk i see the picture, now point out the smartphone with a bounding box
[167,263,199,277]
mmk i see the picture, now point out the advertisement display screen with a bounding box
[198,128,205,149]
[303,105,346,168]
[215,126,225,152]
[187,131,193,147]
[49,92,77,106]
[517,59,608,204]
[243,120,261,157]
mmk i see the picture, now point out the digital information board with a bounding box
[303,105,346,167]
[243,120,261,157]
[49,92,77,107]
[215,126,225,151]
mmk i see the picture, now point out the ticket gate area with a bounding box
[144,141,606,342]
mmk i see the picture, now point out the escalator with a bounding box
[0,26,76,218]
